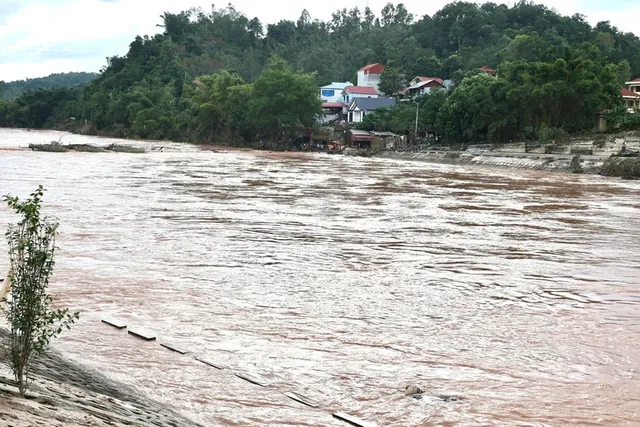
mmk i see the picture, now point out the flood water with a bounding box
[1,128,639,426]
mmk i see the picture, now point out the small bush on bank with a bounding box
[2,186,79,396]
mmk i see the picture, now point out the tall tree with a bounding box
[379,66,406,95]
[250,56,322,140]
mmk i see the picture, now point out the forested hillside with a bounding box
[0,72,98,100]
[1,1,639,143]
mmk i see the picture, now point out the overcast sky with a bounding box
[0,0,638,82]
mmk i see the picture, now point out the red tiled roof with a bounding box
[358,63,385,74]
[631,77,640,82]
[322,102,344,108]
[415,76,444,85]
[621,88,640,98]
[480,66,497,76]
[344,86,378,95]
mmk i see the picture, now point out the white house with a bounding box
[357,63,385,92]
[621,88,640,111]
[342,86,379,105]
[320,81,353,105]
[347,97,396,123]
[319,82,353,124]
[621,77,640,112]
[625,77,640,94]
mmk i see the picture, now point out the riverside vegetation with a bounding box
[2,186,78,396]
[0,2,640,144]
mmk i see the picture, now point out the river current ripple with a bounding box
[1,129,639,426]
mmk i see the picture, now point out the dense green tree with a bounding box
[250,56,322,140]
[437,73,497,142]
[413,56,443,78]
[1,72,97,100]
[379,67,405,96]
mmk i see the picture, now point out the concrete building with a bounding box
[622,78,640,111]
[320,81,353,105]
[342,86,379,104]
[625,77,640,94]
[357,63,385,92]
[621,88,640,111]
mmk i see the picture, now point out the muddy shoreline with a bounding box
[0,330,202,427]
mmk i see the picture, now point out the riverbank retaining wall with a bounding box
[375,132,640,177]
[375,151,605,174]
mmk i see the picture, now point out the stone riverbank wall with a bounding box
[375,132,640,176]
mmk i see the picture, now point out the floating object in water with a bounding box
[437,394,459,402]
[195,357,224,370]
[235,372,268,387]
[404,385,424,396]
[282,391,319,408]
[127,328,156,341]
[160,342,188,354]
[101,318,127,329]
[332,412,376,427]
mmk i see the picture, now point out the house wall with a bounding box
[357,71,381,91]
[342,92,379,105]
[320,84,353,104]
[367,74,381,92]
[625,98,640,109]
[409,82,444,98]
[320,88,342,103]
[346,109,367,123]
[352,110,364,123]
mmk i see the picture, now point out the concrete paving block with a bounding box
[127,329,156,341]
[235,372,268,387]
[282,391,319,408]
[101,319,127,329]
[195,357,224,370]
[332,412,376,427]
[160,342,188,354]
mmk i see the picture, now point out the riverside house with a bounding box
[357,63,385,92]
[403,76,446,99]
[320,81,353,123]
[346,97,396,123]
[623,77,640,111]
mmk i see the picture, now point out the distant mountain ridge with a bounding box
[1,72,99,100]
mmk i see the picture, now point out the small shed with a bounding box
[344,129,384,152]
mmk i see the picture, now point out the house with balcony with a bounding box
[623,78,640,111]
[403,76,446,99]
[621,88,640,111]
[357,63,385,92]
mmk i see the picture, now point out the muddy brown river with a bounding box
[1,129,639,426]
